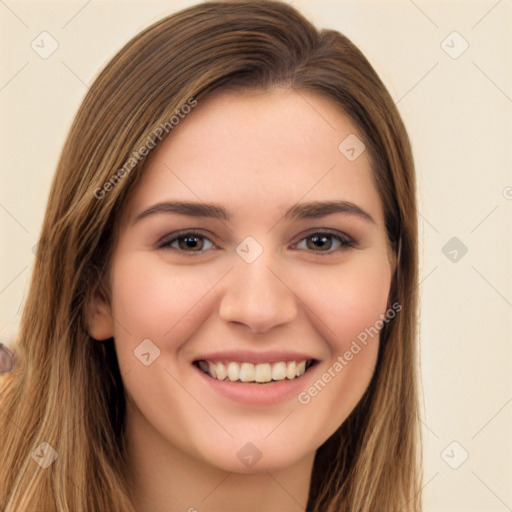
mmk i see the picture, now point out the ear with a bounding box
[87,287,115,341]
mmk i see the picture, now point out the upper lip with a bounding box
[193,350,318,365]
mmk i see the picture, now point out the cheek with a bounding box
[109,252,226,369]
[297,252,392,354]
[290,253,392,438]
[111,254,206,332]
[335,261,391,351]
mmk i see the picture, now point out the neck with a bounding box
[124,401,314,512]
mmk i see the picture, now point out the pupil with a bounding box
[183,236,201,250]
[310,235,330,250]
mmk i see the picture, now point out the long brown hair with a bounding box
[0,1,421,510]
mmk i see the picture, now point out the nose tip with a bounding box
[218,261,298,334]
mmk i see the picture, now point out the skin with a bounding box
[89,88,394,512]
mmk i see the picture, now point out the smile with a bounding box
[195,359,315,384]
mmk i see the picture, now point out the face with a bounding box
[90,88,394,474]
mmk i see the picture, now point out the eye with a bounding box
[158,230,215,253]
[158,229,356,256]
[293,230,356,254]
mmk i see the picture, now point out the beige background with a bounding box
[1,0,511,510]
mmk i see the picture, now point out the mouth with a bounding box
[193,359,317,384]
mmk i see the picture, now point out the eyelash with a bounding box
[158,228,357,256]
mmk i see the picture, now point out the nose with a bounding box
[218,254,298,334]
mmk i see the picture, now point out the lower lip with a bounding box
[194,364,318,406]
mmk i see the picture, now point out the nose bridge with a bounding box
[218,247,298,333]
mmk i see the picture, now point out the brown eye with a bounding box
[159,231,215,253]
[306,234,333,251]
[294,231,355,255]
[178,235,204,251]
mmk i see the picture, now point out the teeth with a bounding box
[271,361,287,381]
[239,363,255,382]
[197,360,311,383]
[227,362,239,382]
[255,363,272,383]
[208,361,217,379]
[286,361,297,379]
[215,362,227,380]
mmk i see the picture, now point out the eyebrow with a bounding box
[133,200,375,224]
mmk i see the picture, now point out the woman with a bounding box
[0,1,421,510]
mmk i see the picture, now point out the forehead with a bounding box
[125,88,384,227]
